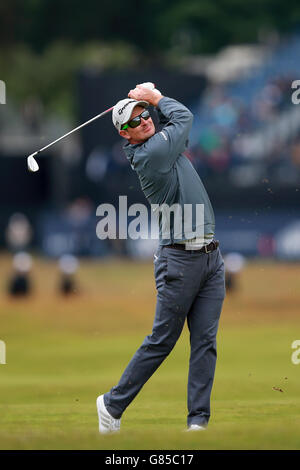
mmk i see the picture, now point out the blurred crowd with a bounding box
[83,74,300,188]
[186,75,300,186]
[5,210,81,298]
[188,35,300,185]
[2,34,300,298]
[82,35,300,189]
[3,207,247,298]
[189,77,294,166]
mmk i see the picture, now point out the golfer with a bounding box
[97,84,225,432]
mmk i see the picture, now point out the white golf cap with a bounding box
[112,98,149,131]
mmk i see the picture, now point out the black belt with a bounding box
[165,240,219,253]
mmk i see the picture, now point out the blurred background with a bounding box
[1,0,300,451]
[1,1,300,269]
[1,0,300,277]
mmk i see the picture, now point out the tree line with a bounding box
[1,0,300,55]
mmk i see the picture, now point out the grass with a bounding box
[0,254,299,449]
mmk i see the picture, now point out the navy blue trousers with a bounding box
[104,245,225,427]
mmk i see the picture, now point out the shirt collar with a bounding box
[123,142,141,169]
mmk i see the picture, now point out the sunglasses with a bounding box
[121,109,150,130]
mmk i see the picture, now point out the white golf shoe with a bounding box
[187,424,206,432]
[96,395,121,434]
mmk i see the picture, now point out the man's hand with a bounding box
[128,84,163,107]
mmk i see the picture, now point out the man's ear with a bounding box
[119,129,130,141]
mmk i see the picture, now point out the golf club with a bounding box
[27,106,114,172]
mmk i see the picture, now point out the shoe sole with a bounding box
[185,426,206,432]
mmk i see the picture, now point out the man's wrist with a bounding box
[151,94,164,107]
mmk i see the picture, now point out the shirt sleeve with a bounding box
[141,97,193,171]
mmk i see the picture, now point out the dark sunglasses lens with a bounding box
[141,110,150,120]
[129,118,141,128]
[128,110,150,128]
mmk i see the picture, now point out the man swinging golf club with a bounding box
[97,83,226,433]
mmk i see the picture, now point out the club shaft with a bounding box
[34,106,114,156]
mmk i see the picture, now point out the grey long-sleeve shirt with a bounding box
[123,96,215,245]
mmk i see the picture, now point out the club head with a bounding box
[27,154,39,172]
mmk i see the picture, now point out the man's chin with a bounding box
[145,127,155,138]
[130,127,156,144]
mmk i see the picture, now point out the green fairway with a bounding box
[0,256,300,449]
